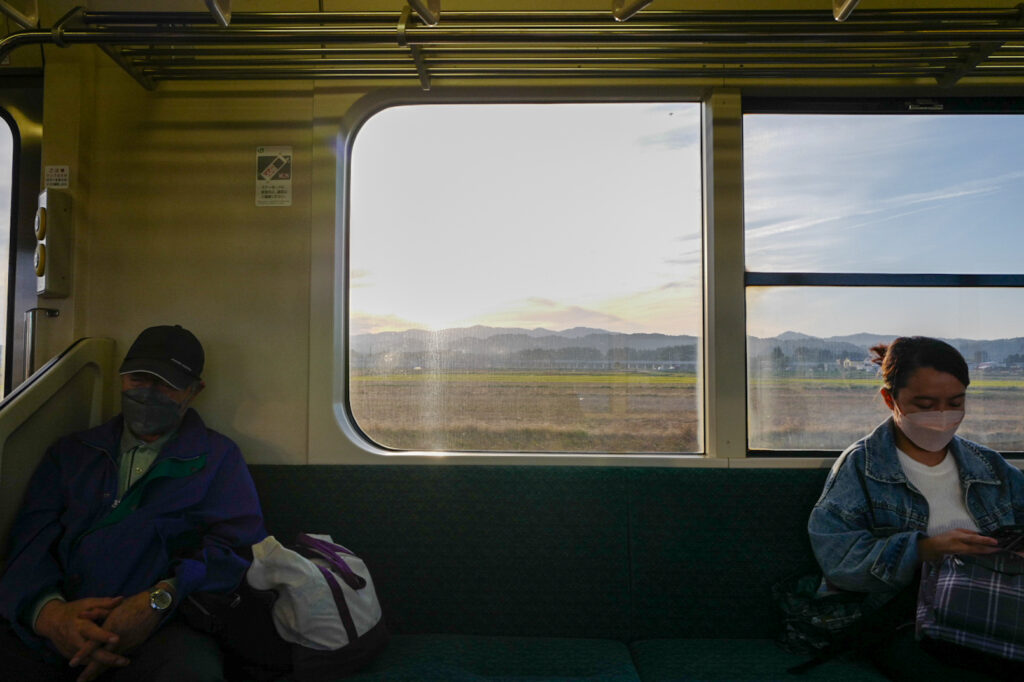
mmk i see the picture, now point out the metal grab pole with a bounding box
[23,307,59,380]
[0,0,37,30]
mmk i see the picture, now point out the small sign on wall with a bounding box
[45,166,70,189]
[256,146,292,206]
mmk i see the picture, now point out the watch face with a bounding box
[150,589,173,611]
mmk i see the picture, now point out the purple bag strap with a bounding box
[298,532,356,557]
[317,566,359,644]
[294,533,367,590]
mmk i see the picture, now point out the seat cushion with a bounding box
[629,639,887,681]
[345,634,641,681]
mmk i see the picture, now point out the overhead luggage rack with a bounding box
[3,6,1024,90]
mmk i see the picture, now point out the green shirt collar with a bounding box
[119,423,178,458]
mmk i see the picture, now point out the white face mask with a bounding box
[892,403,964,453]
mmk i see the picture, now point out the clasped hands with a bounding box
[35,586,166,682]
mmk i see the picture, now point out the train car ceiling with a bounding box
[3,4,1024,90]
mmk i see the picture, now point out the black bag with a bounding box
[773,571,916,674]
[773,571,870,657]
[180,583,293,681]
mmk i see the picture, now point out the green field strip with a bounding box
[350,372,698,385]
[352,373,1024,390]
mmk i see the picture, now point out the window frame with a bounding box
[344,98,709,457]
[742,96,1024,458]
[308,88,1024,465]
[309,86,742,466]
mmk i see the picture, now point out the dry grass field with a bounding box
[349,372,1024,454]
[349,372,699,453]
[750,378,1024,451]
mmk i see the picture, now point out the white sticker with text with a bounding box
[256,146,292,206]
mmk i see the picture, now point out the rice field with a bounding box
[348,371,1024,454]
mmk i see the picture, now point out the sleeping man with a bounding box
[0,325,266,682]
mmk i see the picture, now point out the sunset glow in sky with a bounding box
[349,105,1024,341]
[350,103,702,336]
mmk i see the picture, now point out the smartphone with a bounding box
[988,525,1024,551]
[260,154,289,181]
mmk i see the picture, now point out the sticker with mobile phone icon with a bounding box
[256,146,293,206]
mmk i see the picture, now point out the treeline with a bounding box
[518,345,697,362]
[751,346,862,376]
[752,346,851,364]
[351,344,697,371]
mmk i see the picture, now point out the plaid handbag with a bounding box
[917,551,1024,662]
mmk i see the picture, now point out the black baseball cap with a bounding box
[119,325,204,390]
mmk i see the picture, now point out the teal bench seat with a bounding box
[249,465,886,682]
[349,635,640,681]
[630,639,882,682]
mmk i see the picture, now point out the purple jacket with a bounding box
[0,409,266,646]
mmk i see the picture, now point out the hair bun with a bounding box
[869,343,888,367]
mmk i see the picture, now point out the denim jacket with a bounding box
[809,417,1024,596]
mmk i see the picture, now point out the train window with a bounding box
[0,116,12,396]
[744,113,1024,452]
[348,103,703,454]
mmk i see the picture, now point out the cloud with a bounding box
[635,127,700,150]
[350,313,425,335]
[349,269,371,289]
[746,170,1024,258]
[663,254,701,267]
[475,299,626,330]
[744,115,1024,273]
[744,211,850,243]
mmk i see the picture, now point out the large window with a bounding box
[0,116,12,397]
[744,112,1024,452]
[348,103,703,454]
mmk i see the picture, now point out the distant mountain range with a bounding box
[352,325,697,355]
[350,326,1024,365]
[749,332,1024,364]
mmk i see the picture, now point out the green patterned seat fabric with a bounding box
[346,634,640,681]
[630,639,886,681]
[628,468,830,639]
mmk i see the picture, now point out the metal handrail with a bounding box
[76,9,1024,24]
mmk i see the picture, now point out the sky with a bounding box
[350,105,1024,341]
[349,103,703,336]
[744,114,1024,339]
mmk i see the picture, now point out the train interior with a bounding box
[1,2,1024,680]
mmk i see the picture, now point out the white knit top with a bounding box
[897,448,979,536]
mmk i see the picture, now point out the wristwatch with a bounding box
[149,587,174,613]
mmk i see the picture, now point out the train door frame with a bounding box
[0,76,43,397]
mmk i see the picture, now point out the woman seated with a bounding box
[808,336,1024,680]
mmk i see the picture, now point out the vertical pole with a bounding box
[702,90,747,459]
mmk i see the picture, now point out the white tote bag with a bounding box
[247,533,384,651]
